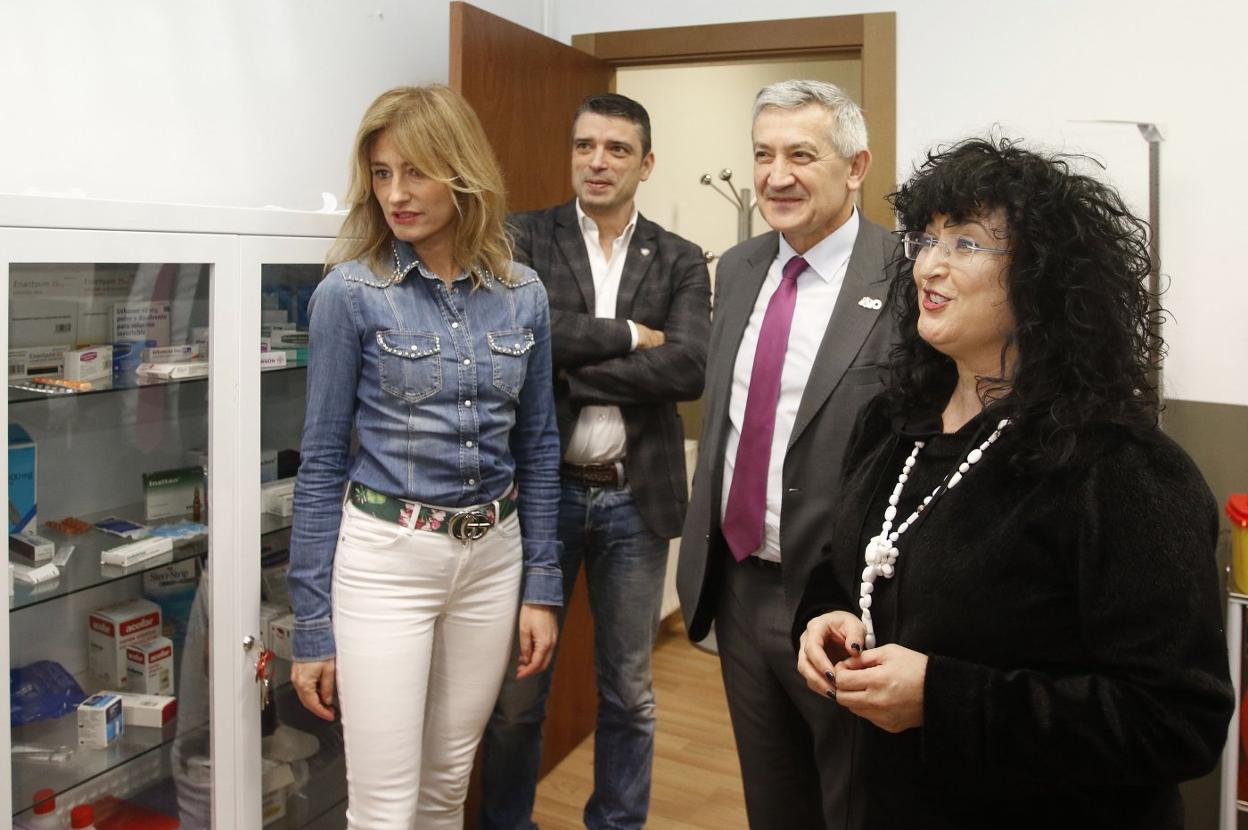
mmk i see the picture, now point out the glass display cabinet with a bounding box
[2,196,343,830]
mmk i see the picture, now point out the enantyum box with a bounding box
[89,598,162,687]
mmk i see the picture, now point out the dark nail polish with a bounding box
[825,670,836,682]
[850,642,862,653]
[826,689,836,700]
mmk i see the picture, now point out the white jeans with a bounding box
[332,501,523,830]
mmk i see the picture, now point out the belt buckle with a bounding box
[449,509,494,542]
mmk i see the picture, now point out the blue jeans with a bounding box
[481,482,670,830]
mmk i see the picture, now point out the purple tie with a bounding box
[722,255,808,561]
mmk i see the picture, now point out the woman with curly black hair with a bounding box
[792,137,1233,829]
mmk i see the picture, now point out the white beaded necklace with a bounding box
[859,418,1010,648]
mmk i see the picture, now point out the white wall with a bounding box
[553,1,1248,408]
[0,0,546,211]
[3,1,1243,406]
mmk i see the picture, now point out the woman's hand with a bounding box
[291,658,337,721]
[797,611,867,698]
[516,603,558,679]
[833,644,928,733]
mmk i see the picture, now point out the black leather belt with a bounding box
[560,460,625,488]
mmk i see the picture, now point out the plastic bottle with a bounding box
[69,805,96,830]
[16,788,63,829]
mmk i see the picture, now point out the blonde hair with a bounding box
[327,85,513,286]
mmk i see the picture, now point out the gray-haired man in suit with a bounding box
[677,79,900,830]
[481,93,711,830]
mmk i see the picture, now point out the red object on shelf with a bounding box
[1229,494,1248,527]
[31,788,56,815]
[70,805,95,829]
[92,796,180,830]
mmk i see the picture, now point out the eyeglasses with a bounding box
[901,231,1011,262]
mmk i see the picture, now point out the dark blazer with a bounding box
[677,216,900,640]
[510,200,711,539]
[794,399,1233,829]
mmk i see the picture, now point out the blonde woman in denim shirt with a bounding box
[287,85,562,830]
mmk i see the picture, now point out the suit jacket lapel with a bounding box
[788,222,891,448]
[554,202,596,312]
[615,216,658,316]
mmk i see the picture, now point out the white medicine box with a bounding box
[88,598,162,687]
[126,636,174,694]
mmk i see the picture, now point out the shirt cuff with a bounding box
[519,541,564,606]
[292,617,336,661]
[627,320,639,351]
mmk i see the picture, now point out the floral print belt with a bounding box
[348,481,519,542]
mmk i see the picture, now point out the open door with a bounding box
[451,1,613,212]
[449,0,610,787]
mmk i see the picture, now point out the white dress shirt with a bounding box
[720,208,860,561]
[563,200,640,464]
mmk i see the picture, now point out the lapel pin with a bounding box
[858,296,883,310]
[640,247,651,257]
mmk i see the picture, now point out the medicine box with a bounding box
[9,531,54,564]
[112,338,157,380]
[8,345,70,380]
[8,424,36,534]
[140,344,198,364]
[262,758,297,825]
[268,612,296,661]
[63,345,114,382]
[126,637,174,695]
[259,351,288,370]
[89,598,162,687]
[260,602,286,645]
[114,691,178,728]
[101,535,173,568]
[142,466,206,521]
[113,301,171,346]
[270,330,309,348]
[77,692,125,748]
[262,478,295,517]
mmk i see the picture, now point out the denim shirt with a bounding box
[288,239,563,661]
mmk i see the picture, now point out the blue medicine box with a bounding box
[8,424,36,534]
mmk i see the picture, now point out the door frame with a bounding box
[571,13,897,228]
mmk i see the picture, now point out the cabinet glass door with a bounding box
[3,228,246,830]
[244,237,347,829]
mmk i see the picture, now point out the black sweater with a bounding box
[794,399,1234,829]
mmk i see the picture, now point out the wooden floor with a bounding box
[531,619,749,829]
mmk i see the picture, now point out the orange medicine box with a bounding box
[1229,495,1248,594]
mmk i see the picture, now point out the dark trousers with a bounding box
[716,550,863,830]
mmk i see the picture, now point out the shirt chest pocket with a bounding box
[377,331,442,403]
[488,328,535,401]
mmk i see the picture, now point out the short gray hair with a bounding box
[752,79,869,158]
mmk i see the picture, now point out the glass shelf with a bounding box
[10,504,294,613]
[11,700,205,818]
[10,362,307,405]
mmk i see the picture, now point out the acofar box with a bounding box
[89,598,162,687]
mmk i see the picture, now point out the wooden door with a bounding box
[449,0,611,792]
[451,1,613,212]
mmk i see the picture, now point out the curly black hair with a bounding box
[885,137,1163,472]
